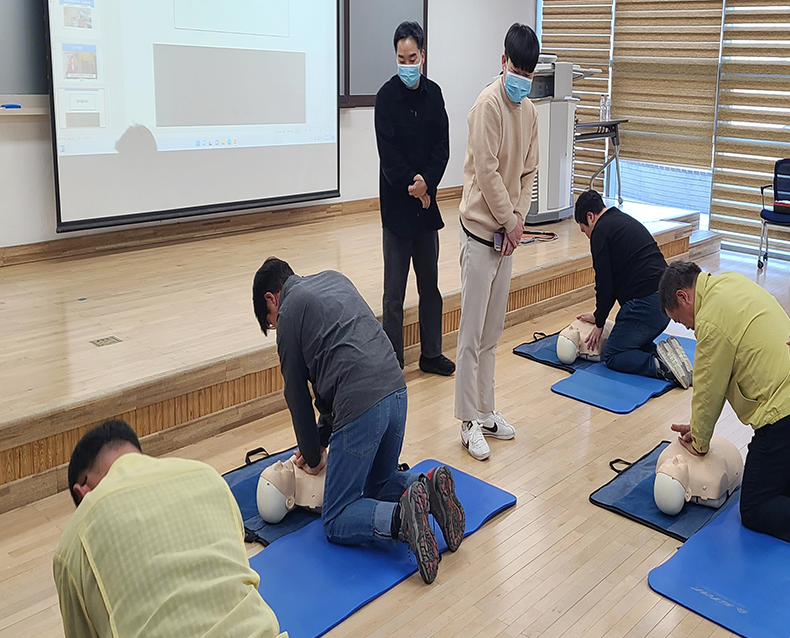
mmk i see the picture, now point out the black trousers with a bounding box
[382,227,443,367]
[740,413,790,542]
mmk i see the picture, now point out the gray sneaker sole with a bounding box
[667,336,694,387]
[656,339,691,389]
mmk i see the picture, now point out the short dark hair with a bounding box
[504,23,540,74]
[659,261,702,313]
[574,190,606,225]
[394,21,424,51]
[68,420,141,507]
[252,257,294,335]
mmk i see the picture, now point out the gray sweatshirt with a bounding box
[276,271,406,468]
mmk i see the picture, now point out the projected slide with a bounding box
[47,0,338,229]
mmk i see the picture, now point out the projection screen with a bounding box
[45,0,339,231]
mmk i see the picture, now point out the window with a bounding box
[709,0,790,253]
[339,0,427,108]
[540,0,614,193]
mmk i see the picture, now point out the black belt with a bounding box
[460,220,495,248]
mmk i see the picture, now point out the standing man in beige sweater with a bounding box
[456,23,540,461]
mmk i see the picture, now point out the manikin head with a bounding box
[256,460,297,524]
[556,328,581,365]
[654,455,692,516]
[68,420,142,507]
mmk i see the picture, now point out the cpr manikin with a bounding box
[556,319,615,365]
[653,436,743,516]
[256,456,326,524]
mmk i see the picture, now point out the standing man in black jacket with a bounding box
[574,190,693,387]
[375,21,454,376]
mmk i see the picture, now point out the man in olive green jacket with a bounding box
[659,261,790,542]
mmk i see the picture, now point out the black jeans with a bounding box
[740,413,790,542]
[382,227,443,367]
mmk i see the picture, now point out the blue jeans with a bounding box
[602,293,669,378]
[322,389,419,545]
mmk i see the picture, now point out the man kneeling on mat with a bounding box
[55,420,286,638]
[660,261,790,543]
[574,190,693,387]
[253,257,465,584]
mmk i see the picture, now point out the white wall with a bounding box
[0,0,535,249]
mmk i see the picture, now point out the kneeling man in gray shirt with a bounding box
[252,258,465,584]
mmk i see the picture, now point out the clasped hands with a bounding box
[293,447,328,475]
[409,174,431,209]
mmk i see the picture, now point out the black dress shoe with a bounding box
[419,354,456,376]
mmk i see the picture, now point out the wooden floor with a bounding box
[2,247,785,637]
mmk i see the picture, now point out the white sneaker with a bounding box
[461,421,490,461]
[478,411,516,440]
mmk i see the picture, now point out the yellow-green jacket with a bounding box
[691,271,790,453]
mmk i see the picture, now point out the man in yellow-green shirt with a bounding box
[54,420,286,638]
[659,261,790,542]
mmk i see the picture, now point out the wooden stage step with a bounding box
[0,202,705,513]
[689,229,722,261]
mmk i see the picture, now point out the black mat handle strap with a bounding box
[609,458,633,474]
[245,447,270,465]
[533,331,548,341]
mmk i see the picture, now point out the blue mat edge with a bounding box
[551,377,672,414]
[251,459,517,638]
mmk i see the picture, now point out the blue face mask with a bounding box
[398,64,421,89]
[504,71,532,104]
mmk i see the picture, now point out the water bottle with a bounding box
[599,95,606,121]
[605,96,612,121]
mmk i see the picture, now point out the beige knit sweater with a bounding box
[460,75,539,241]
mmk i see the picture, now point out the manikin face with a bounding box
[665,288,696,330]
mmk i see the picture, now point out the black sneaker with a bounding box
[419,354,456,376]
[654,356,680,385]
[398,481,440,584]
[423,466,465,552]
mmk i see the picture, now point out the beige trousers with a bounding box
[454,226,513,422]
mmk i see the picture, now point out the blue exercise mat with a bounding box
[513,331,598,373]
[223,446,319,546]
[649,494,790,638]
[590,441,738,542]
[250,460,516,638]
[514,333,696,414]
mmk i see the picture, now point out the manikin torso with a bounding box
[654,436,744,515]
[556,319,615,364]
[256,456,326,524]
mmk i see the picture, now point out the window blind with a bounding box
[710,0,790,251]
[611,0,724,168]
[540,0,614,193]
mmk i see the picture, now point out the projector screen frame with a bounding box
[43,0,341,233]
